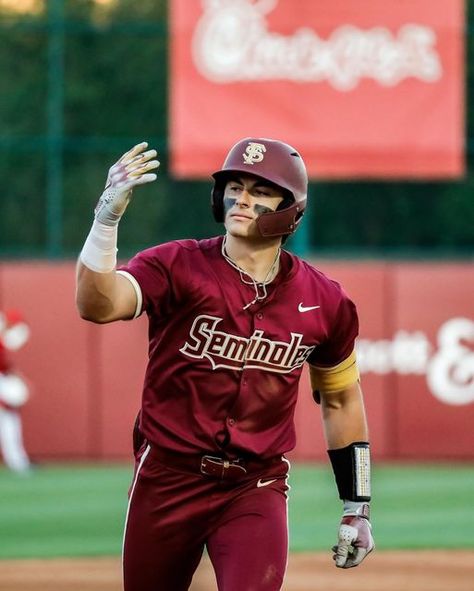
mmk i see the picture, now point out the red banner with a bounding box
[170,0,464,179]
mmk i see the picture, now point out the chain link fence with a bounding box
[1,0,473,259]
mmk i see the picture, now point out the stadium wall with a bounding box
[0,260,472,462]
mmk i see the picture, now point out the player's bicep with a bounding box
[309,349,359,404]
[114,271,142,320]
[76,262,140,323]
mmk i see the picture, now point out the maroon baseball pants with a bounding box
[122,445,290,591]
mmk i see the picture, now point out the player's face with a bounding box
[223,174,285,238]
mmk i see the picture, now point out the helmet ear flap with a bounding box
[275,189,294,212]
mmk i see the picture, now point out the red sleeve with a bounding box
[308,288,359,367]
[118,242,189,317]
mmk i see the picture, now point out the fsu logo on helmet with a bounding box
[242,142,266,165]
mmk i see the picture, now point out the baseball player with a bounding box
[76,138,374,591]
[0,309,31,473]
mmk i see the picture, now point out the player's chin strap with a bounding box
[221,236,280,310]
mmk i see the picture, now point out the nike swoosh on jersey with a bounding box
[298,303,321,313]
[257,478,278,488]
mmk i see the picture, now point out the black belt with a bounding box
[149,446,280,481]
[200,455,247,480]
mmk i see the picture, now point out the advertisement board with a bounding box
[1,261,472,460]
[170,0,464,179]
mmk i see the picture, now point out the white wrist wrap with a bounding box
[343,500,370,519]
[79,219,118,273]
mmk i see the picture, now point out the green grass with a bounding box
[289,463,474,551]
[0,462,473,558]
[0,463,132,559]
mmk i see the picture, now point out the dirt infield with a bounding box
[1,551,473,591]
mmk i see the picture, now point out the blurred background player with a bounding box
[0,309,32,474]
[76,139,374,591]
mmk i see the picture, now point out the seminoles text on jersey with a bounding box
[180,314,315,373]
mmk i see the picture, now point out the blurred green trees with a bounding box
[0,0,472,258]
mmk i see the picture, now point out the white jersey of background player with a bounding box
[0,309,31,473]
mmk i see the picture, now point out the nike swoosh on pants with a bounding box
[257,478,277,488]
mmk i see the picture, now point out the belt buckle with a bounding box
[200,455,224,478]
[200,455,247,480]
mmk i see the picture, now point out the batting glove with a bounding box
[95,142,160,226]
[332,501,374,568]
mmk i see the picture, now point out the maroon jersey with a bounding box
[120,236,358,459]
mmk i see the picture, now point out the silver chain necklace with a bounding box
[221,236,281,310]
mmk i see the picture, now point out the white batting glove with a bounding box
[95,142,160,226]
[332,502,374,568]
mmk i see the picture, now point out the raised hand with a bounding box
[95,142,160,226]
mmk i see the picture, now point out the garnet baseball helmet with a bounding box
[211,137,308,237]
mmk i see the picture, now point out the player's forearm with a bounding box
[320,382,368,449]
[322,383,374,568]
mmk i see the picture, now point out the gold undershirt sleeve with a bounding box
[309,349,359,394]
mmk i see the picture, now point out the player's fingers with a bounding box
[110,160,158,185]
[127,159,160,176]
[119,142,149,164]
[334,523,358,568]
[132,173,158,185]
[124,151,157,172]
[334,543,350,568]
[343,546,368,568]
[127,149,158,166]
